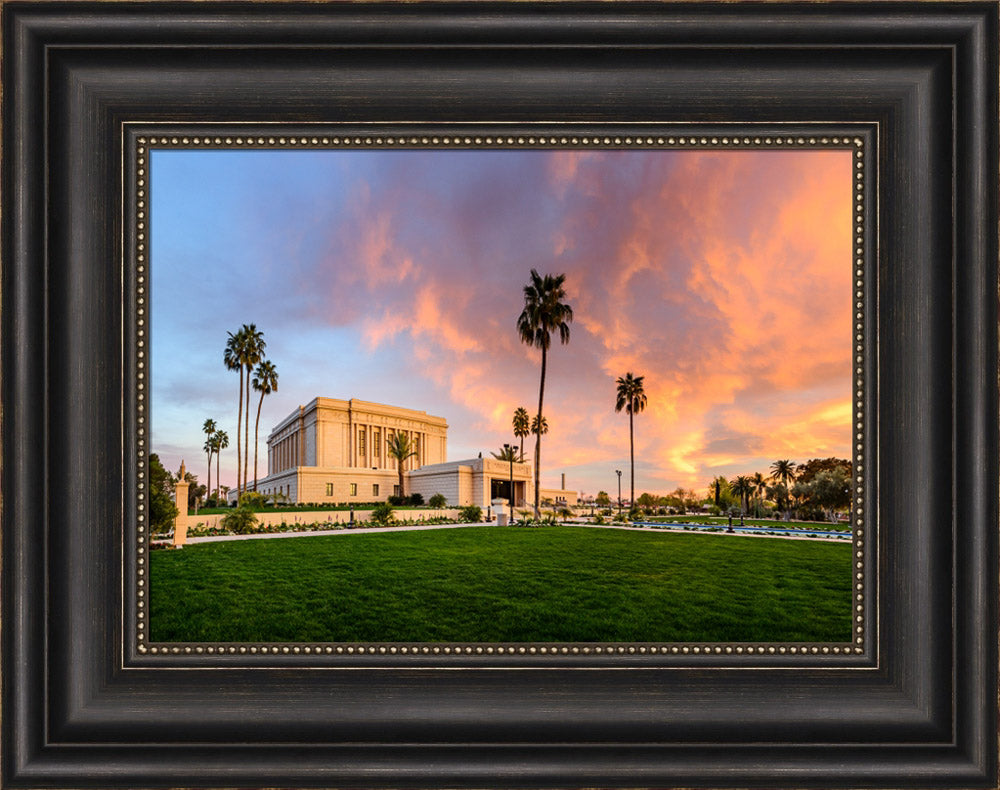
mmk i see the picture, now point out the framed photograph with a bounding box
[4,3,997,788]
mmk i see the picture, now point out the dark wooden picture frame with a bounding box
[3,2,997,787]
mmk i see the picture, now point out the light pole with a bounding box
[616,469,622,514]
[504,443,514,521]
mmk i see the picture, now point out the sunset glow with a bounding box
[151,147,853,497]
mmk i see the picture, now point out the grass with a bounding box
[149,525,853,643]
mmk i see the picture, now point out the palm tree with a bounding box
[517,269,573,518]
[239,324,266,494]
[530,413,548,436]
[202,418,217,503]
[251,359,278,491]
[386,432,418,499]
[770,459,797,487]
[491,445,519,462]
[213,430,229,501]
[223,330,245,497]
[512,407,531,462]
[752,471,767,517]
[769,459,797,520]
[614,372,647,508]
[730,475,753,516]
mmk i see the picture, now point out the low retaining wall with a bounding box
[180,507,463,531]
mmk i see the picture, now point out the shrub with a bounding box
[220,504,258,535]
[239,491,268,510]
[428,493,447,508]
[369,502,395,526]
[458,505,482,523]
[387,495,407,506]
[628,505,644,521]
[592,513,605,525]
[408,492,425,506]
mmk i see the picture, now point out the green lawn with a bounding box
[149,526,853,643]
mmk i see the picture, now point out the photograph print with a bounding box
[146,139,862,647]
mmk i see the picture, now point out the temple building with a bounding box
[253,396,578,509]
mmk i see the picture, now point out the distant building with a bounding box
[250,396,578,509]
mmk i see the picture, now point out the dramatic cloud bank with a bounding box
[151,147,853,497]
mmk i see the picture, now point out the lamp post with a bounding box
[616,469,622,514]
[504,442,514,520]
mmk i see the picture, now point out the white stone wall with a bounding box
[407,465,474,506]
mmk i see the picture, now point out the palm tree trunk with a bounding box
[629,409,635,507]
[216,451,221,500]
[533,347,547,519]
[398,462,405,499]
[253,391,264,491]
[243,366,252,494]
[235,376,243,498]
[206,450,212,506]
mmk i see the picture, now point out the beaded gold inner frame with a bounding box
[128,123,875,667]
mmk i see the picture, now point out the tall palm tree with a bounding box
[752,471,767,516]
[730,475,753,516]
[770,459,797,487]
[213,430,229,500]
[530,413,548,437]
[251,359,278,491]
[386,432,418,499]
[512,407,531,462]
[769,460,797,519]
[223,329,246,497]
[614,372,647,508]
[239,324,266,494]
[517,269,573,518]
[202,418,217,503]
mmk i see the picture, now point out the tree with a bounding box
[251,359,278,491]
[491,445,519,462]
[239,325,266,493]
[795,457,851,485]
[795,467,851,522]
[223,329,245,498]
[148,453,178,534]
[769,460,797,519]
[512,407,531,461]
[636,492,659,510]
[202,418,217,503]
[387,432,418,499]
[729,475,753,516]
[212,429,229,501]
[595,491,611,507]
[531,413,548,437]
[614,372,647,508]
[517,269,573,518]
[769,459,797,487]
[752,472,767,516]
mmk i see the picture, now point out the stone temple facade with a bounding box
[253,396,577,509]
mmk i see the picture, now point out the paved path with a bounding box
[178,520,849,545]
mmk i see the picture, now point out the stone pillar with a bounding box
[173,460,189,547]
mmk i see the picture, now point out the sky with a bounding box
[150,146,853,499]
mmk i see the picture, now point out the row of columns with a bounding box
[355,425,425,471]
[269,431,299,475]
